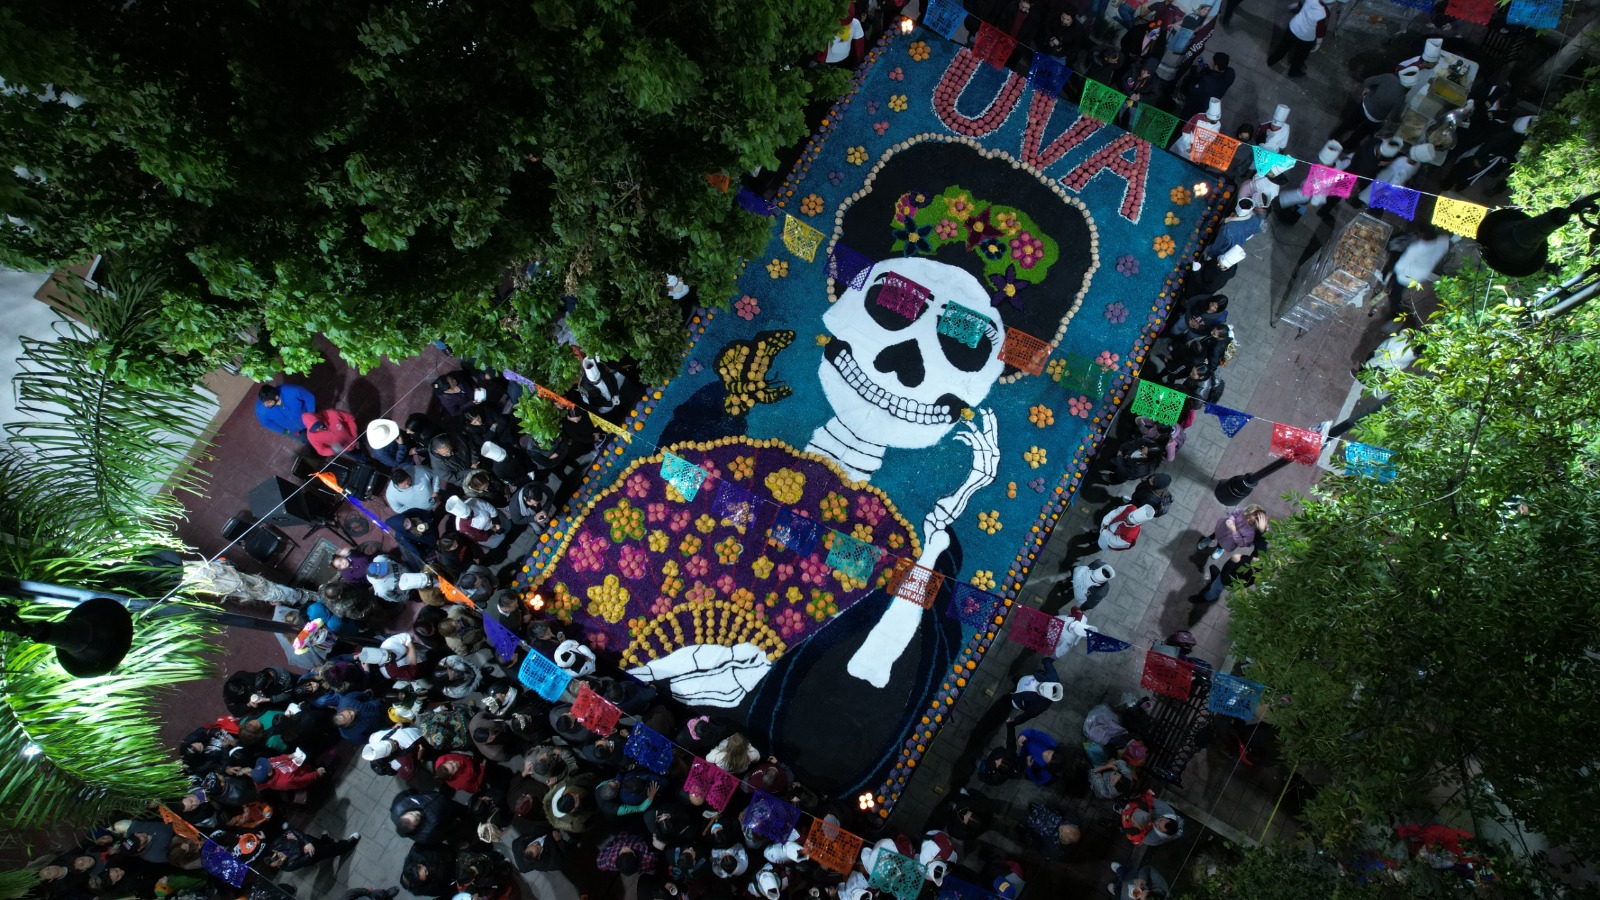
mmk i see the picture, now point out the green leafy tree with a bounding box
[0,274,220,830]
[1228,280,1600,860]
[1184,842,1596,900]
[0,0,847,406]
[1509,65,1600,279]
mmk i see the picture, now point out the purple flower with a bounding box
[1104,302,1129,324]
[1028,478,1047,493]
[686,359,704,375]
[828,171,844,186]
[867,100,880,114]
[988,265,1028,310]
[1115,254,1140,276]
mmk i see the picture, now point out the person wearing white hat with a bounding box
[1048,608,1099,658]
[1257,104,1291,152]
[1007,659,1065,726]
[444,495,506,550]
[1071,559,1116,610]
[1396,37,1445,75]
[1098,502,1155,552]
[365,417,410,469]
[553,638,597,678]
[1208,196,1263,261]
[1266,0,1329,78]
[1172,97,1224,158]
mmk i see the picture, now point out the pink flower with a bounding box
[686,582,715,605]
[854,494,886,526]
[1068,396,1093,418]
[1009,232,1045,269]
[669,510,692,532]
[715,574,738,596]
[685,555,710,578]
[1095,351,1120,369]
[618,545,649,580]
[647,502,667,523]
[570,531,607,573]
[626,473,650,499]
[799,555,830,586]
[934,218,958,239]
[590,632,609,651]
[775,608,806,638]
[735,295,760,321]
[651,596,675,615]
[776,563,795,582]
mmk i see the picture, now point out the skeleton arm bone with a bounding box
[848,409,1000,688]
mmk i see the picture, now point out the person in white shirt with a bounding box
[1266,0,1328,78]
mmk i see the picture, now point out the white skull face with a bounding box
[817,257,1004,450]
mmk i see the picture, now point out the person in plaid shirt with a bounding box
[596,830,658,876]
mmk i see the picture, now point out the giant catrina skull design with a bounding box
[807,138,1095,483]
[810,257,1004,481]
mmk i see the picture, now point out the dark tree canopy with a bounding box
[0,0,847,401]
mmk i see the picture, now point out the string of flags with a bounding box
[1140,648,1266,721]
[1128,376,1394,477]
[902,0,1505,238]
[155,801,298,895]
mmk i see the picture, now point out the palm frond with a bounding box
[0,268,224,830]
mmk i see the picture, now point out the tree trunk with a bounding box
[1534,14,1600,91]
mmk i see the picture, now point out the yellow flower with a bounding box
[1152,235,1176,258]
[786,585,805,605]
[679,535,702,557]
[695,514,718,535]
[851,523,874,543]
[662,559,680,577]
[800,194,825,216]
[1028,404,1055,427]
[820,492,849,523]
[647,530,670,553]
[888,94,908,112]
[765,258,789,279]
[846,145,869,165]
[665,484,687,503]
[751,555,775,579]
[970,570,996,590]
[765,468,806,505]
[1023,446,1048,468]
[1164,211,1180,226]
[833,571,866,592]
[909,41,930,61]
[1045,358,1067,378]
[887,532,905,549]
[715,536,743,564]
[977,510,1002,534]
[994,211,1021,235]
[729,455,755,481]
[586,574,630,623]
[1170,186,1192,206]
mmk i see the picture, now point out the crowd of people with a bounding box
[25,0,1548,896]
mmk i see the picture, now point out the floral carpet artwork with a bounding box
[516,27,1212,814]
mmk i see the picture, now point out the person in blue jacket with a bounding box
[255,384,316,441]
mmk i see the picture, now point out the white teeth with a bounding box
[830,348,953,425]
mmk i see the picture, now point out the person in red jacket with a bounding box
[1098,503,1154,551]
[301,409,361,458]
[249,753,326,793]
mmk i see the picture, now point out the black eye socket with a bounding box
[938,327,994,373]
[863,281,917,331]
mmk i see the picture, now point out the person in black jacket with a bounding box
[391,788,465,846]
[264,827,359,872]
[400,844,458,897]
